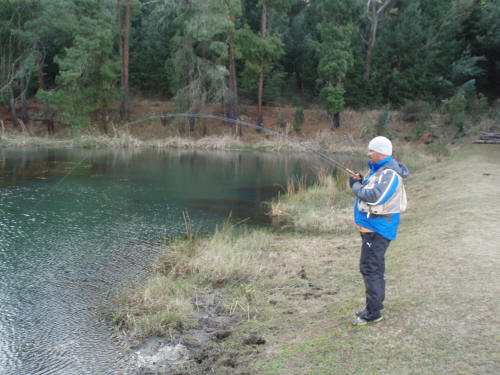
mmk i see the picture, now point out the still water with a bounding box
[0,147,360,374]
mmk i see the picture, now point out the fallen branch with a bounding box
[474,132,500,144]
[473,139,500,144]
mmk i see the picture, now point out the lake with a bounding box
[0,147,361,374]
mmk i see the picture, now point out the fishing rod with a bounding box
[119,113,358,177]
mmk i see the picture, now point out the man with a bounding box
[349,136,409,326]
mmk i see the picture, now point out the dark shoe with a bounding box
[355,307,367,317]
[351,315,383,326]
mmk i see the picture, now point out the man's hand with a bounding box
[349,173,363,188]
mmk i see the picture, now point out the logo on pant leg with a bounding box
[366,242,372,247]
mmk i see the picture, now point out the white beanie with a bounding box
[368,136,392,156]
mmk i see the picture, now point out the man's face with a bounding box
[368,149,389,164]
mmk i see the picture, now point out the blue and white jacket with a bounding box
[351,156,409,240]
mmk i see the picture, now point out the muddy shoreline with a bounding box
[131,291,262,375]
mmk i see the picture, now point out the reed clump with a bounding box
[156,225,275,286]
[269,170,353,233]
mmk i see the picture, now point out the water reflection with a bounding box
[0,147,363,374]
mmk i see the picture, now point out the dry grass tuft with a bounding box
[113,276,199,340]
[268,170,353,233]
[157,226,276,286]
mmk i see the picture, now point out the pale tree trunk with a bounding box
[100,101,108,134]
[117,0,123,88]
[257,3,267,130]
[17,12,29,124]
[228,13,241,136]
[35,40,45,90]
[364,0,392,80]
[32,1,53,134]
[10,87,19,128]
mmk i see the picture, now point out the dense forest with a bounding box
[0,0,499,132]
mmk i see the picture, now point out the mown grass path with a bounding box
[251,144,500,375]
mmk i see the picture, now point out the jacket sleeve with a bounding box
[351,169,399,205]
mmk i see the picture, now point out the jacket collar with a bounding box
[368,156,393,172]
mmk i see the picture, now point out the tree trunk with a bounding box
[100,101,108,134]
[228,14,241,136]
[189,116,195,133]
[117,0,124,87]
[119,0,130,120]
[17,14,29,124]
[34,41,45,90]
[202,118,207,136]
[47,111,54,134]
[21,90,28,124]
[257,3,267,130]
[364,0,392,80]
[364,0,378,80]
[10,87,19,128]
[122,0,130,119]
[331,113,340,130]
[30,2,45,91]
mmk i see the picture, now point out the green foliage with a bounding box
[2,0,499,129]
[165,0,235,118]
[293,106,304,132]
[401,101,433,122]
[277,109,287,127]
[313,1,358,122]
[374,108,390,134]
[408,120,429,142]
[234,22,284,103]
[441,89,469,132]
[37,1,119,127]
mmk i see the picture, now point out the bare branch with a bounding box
[377,0,392,15]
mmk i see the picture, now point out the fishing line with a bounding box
[118,113,358,177]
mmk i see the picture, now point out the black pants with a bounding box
[360,231,391,319]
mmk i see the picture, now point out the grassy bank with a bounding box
[112,142,500,374]
[0,129,367,156]
[112,173,356,345]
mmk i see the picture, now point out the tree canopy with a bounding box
[1,0,498,129]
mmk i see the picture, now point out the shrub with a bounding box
[401,100,432,122]
[277,110,287,127]
[441,89,469,132]
[375,108,390,134]
[408,120,428,142]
